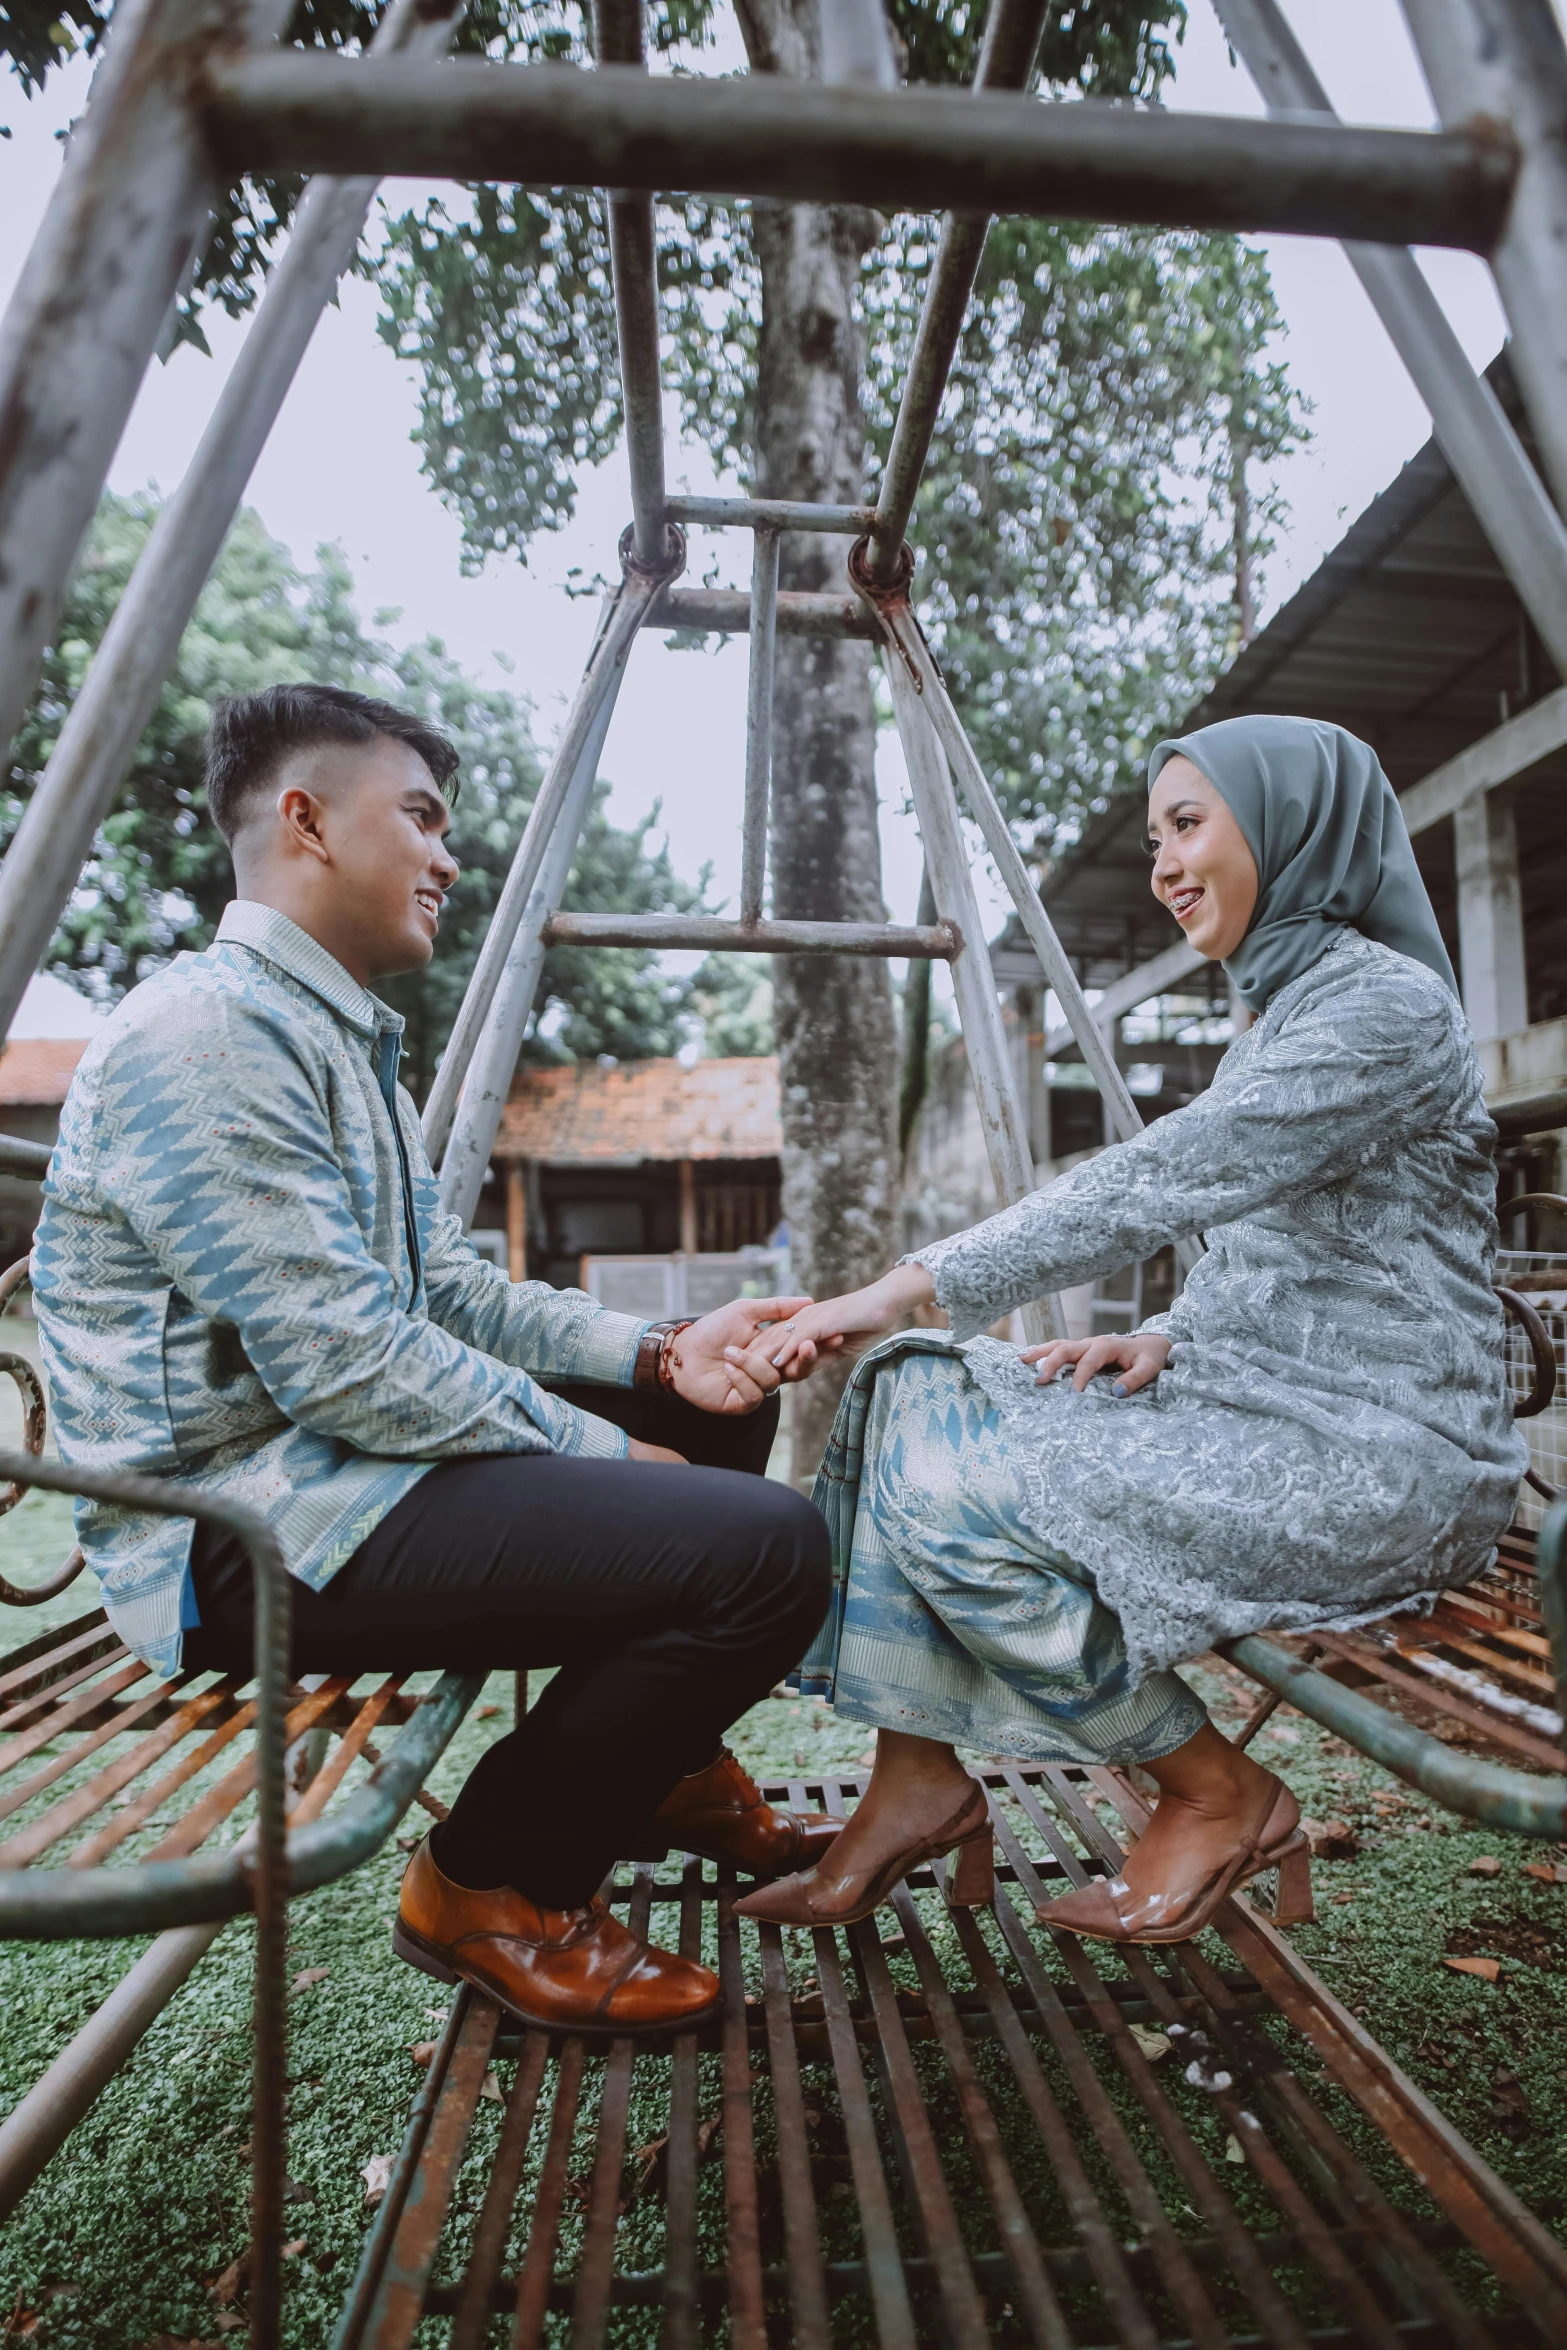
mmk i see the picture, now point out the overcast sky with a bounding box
[0,1,1522,946]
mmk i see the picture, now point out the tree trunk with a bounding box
[736,0,900,1487]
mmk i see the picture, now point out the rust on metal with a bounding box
[338,1764,1567,2347]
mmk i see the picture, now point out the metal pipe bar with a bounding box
[740,529,779,928]
[593,3,671,570]
[200,56,1518,253]
[882,650,1061,1346]
[0,1677,346,2221]
[0,1917,223,2219]
[1535,1499,1567,1720]
[0,1451,290,2349]
[421,570,661,1165]
[541,913,957,957]
[868,0,1050,582]
[436,662,625,1229]
[874,590,1201,1278]
[1402,1,1567,518]
[0,0,293,776]
[1223,1632,1567,1836]
[0,1135,52,1181]
[666,496,876,534]
[0,0,467,1045]
[1215,0,1567,679]
[646,585,879,638]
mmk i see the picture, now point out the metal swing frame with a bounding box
[8,0,1567,2339]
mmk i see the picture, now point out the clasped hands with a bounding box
[690,1266,1173,1409]
[632,1267,1170,1460]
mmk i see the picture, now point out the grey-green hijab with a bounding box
[1147,713,1457,1014]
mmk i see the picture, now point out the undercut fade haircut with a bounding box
[204,683,461,843]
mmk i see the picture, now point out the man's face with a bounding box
[271,737,460,980]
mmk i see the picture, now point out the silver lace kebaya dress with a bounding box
[797,930,1525,1763]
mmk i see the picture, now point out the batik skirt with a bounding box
[792,1336,1206,1764]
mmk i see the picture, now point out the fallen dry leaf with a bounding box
[1442,1955,1502,1981]
[362,2153,395,2204]
[1523,1860,1567,1885]
[281,2241,307,2262]
[206,2248,250,2307]
[1467,1857,1502,1879]
[480,2069,504,2104]
[290,1966,330,1994]
[409,2041,438,2067]
[1223,2133,1246,2165]
[1301,1816,1359,1860]
[396,1834,421,1853]
[475,1702,501,1719]
[1126,2023,1172,2063]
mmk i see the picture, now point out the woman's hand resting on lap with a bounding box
[627,1437,687,1464]
[1021,1332,1170,1396]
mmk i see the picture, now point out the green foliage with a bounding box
[3,492,737,1091]
[688,951,774,1058]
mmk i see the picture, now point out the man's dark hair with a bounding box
[204,683,461,843]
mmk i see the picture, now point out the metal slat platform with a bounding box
[335,1765,1567,2348]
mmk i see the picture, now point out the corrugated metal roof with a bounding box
[494,1055,782,1164]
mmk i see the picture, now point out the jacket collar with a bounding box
[216,901,404,1042]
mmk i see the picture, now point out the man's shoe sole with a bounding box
[391,1920,721,2041]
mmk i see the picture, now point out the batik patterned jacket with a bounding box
[31,902,647,1676]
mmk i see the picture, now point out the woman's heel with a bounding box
[944,1825,994,1908]
[1263,1834,1314,1926]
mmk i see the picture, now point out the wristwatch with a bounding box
[633,1318,695,1392]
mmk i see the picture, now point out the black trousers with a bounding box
[185,1386,830,1906]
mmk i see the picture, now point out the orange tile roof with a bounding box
[0,1038,88,1107]
[494,1055,781,1164]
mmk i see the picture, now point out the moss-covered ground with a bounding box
[2,1479,1565,2345]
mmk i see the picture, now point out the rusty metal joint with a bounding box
[617,517,687,588]
[847,534,933,693]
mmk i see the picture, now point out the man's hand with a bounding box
[665,1294,816,1416]
[628,1437,687,1464]
[1020,1332,1170,1396]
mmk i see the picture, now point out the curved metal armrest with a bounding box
[0,1668,481,1938]
[1222,1634,1567,1838]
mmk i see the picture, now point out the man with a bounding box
[32,682,834,2038]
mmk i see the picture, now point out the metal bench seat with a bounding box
[336,1762,1567,2349]
[0,1448,482,2344]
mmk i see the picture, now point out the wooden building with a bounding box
[481,1054,783,1289]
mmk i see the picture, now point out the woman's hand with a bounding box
[1021,1332,1171,1396]
[627,1437,687,1464]
[759,1263,936,1383]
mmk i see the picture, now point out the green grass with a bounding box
[3,1562,1566,2341]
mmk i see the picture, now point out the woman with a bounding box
[729,714,1525,1944]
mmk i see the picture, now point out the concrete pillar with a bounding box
[1454,792,1529,1042]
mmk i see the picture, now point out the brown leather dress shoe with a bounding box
[622,1745,842,1877]
[394,1840,720,2037]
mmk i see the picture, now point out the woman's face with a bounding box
[1147,757,1259,961]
